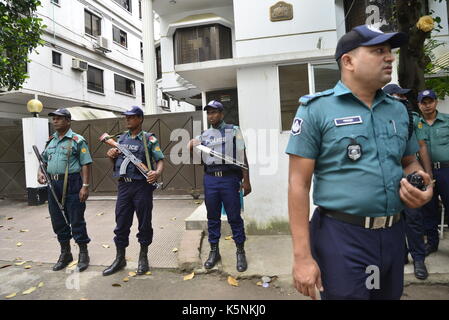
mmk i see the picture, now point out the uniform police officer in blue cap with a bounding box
[38,108,93,272]
[188,100,252,272]
[103,106,165,276]
[415,89,449,257]
[286,25,433,300]
[383,83,433,280]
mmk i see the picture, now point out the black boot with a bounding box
[413,260,429,280]
[103,247,126,276]
[204,242,220,269]
[137,245,149,275]
[77,243,90,272]
[52,241,73,271]
[236,242,247,272]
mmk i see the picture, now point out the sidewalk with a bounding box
[0,198,200,270]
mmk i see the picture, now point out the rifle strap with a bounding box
[142,131,153,171]
[61,139,72,207]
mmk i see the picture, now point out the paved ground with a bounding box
[0,198,201,270]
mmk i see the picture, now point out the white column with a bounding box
[142,0,157,115]
[22,117,49,204]
[201,91,208,130]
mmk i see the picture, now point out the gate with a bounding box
[0,124,26,199]
[71,111,203,196]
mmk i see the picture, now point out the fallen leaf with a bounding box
[19,229,29,233]
[227,276,239,287]
[112,283,121,287]
[183,272,195,281]
[0,225,4,228]
[96,212,105,216]
[24,265,32,269]
[22,287,37,295]
[172,248,178,253]
[5,292,16,299]
[0,264,12,269]
[102,244,110,249]
[123,277,129,282]
[128,271,137,277]
[194,200,202,204]
[6,217,13,220]
[224,236,232,240]
[145,271,152,275]
[171,217,177,221]
[15,261,27,266]
[16,242,23,247]
[256,281,263,286]
[38,282,44,288]
[67,260,78,268]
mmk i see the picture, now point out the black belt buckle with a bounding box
[434,162,441,169]
[213,171,223,177]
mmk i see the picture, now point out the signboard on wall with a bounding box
[270,1,293,22]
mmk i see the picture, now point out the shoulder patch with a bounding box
[149,135,157,143]
[291,117,303,135]
[299,89,334,106]
[72,135,79,142]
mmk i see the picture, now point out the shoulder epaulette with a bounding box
[299,89,334,106]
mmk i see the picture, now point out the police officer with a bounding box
[383,84,432,280]
[414,89,449,256]
[38,108,92,272]
[286,25,433,300]
[188,100,252,272]
[103,106,165,276]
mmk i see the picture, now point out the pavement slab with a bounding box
[0,198,201,270]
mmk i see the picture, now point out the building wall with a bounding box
[233,0,338,57]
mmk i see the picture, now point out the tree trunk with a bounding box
[397,0,430,110]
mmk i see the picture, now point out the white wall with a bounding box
[233,0,338,57]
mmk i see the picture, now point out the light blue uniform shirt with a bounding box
[413,112,449,163]
[286,81,419,217]
[42,129,93,175]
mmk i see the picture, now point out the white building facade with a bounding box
[150,0,449,232]
[0,0,195,123]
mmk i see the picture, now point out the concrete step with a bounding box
[184,203,232,236]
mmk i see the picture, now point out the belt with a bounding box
[49,173,79,181]
[318,207,401,229]
[433,161,449,169]
[118,177,143,182]
[205,171,238,177]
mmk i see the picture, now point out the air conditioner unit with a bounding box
[71,58,88,71]
[157,99,169,108]
[95,36,111,52]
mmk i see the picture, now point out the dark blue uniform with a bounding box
[112,131,164,248]
[200,121,246,244]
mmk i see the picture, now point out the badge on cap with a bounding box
[423,90,430,96]
[347,138,362,161]
[291,118,303,136]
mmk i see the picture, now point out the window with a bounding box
[113,26,127,48]
[115,74,135,96]
[52,51,62,67]
[140,42,143,60]
[141,83,145,104]
[174,24,232,64]
[279,63,340,131]
[85,10,101,37]
[87,66,104,93]
[156,46,162,79]
[139,0,142,19]
[114,0,132,12]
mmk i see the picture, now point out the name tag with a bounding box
[334,116,363,127]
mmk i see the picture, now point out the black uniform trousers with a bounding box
[113,179,155,248]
